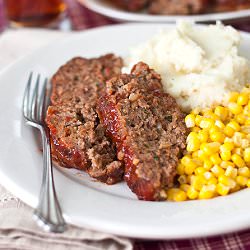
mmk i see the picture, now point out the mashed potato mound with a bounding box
[124,22,250,112]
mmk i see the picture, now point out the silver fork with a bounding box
[22,73,66,233]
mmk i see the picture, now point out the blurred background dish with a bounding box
[80,0,250,22]
[103,0,250,15]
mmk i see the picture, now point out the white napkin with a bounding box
[0,28,132,250]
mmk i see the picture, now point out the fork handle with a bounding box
[34,127,66,233]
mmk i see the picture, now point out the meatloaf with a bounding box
[97,62,188,200]
[112,0,149,11]
[46,54,124,184]
[212,0,250,12]
[149,0,208,15]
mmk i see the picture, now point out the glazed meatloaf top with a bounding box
[46,54,124,184]
[98,62,188,200]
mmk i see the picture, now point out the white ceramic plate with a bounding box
[80,0,250,22]
[0,23,250,240]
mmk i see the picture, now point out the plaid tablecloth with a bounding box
[1,0,250,249]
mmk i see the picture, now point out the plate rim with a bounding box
[80,0,250,22]
[0,23,250,239]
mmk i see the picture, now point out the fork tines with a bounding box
[23,73,48,125]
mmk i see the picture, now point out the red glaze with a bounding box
[46,108,89,170]
[97,95,158,201]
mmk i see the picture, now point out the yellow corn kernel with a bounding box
[247,179,250,188]
[211,165,225,177]
[191,176,206,191]
[198,130,209,143]
[214,106,228,121]
[241,139,249,149]
[233,132,245,147]
[199,185,215,199]
[194,167,206,176]
[218,175,236,188]
[203,171,213,180]
[225,166,237,179]
[238,167,250,178]
[233,131,245,139]
[185,114,196,128]
[227,121,241,132]
[224,126,235,137]
[181,155,192,166]
[178,175,187,184]
[216,183,230,196]
[210,153,222,165]
[210,131,225,143]
[187,137,200,152]
[166,188,176,201]
[220,151,231,162]
[237,93,249,106]
[172,189,187,202]
[236,114,246,125]
[201,142,220,156]
[223,142,234,151]
[224,137,234,144]
[207,177,218,185]
[184,162,197,175]
[187,132,198,141]
[215,120,226,129]
[187,186,199,199]
[236,176,248,186]
[193,157,203,166]
[193,158,203,168]
[228,102,243,115]
[209,125,221,134]
[207,184,216,192]
[243,148,250,162]
[199,118,214,129]
[187,175,195,184]
[180,184,190,192]
[232,148,243,156]
[232,154,245,168]
[241,125,250,134]
[228,92,239,102]
[221,161,235,169]
[195,115,203,127]
[197,149,208,161]
[220,145,232,161]
[203,160,213,170]
[177,164,185,175]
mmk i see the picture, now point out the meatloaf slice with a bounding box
[97,62,188,200]
[149,0,208,15]
[46,54,124,184]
